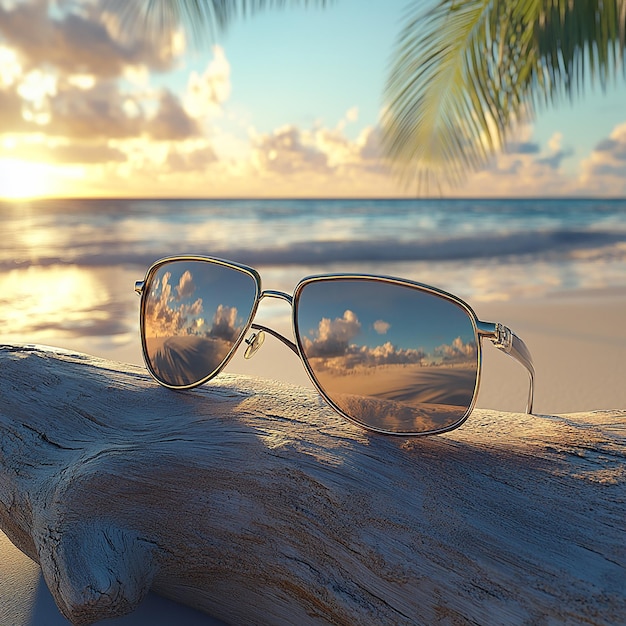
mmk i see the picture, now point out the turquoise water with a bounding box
[1,197,625,362]
[3,197,625,271]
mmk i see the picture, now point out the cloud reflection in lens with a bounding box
[296,278,479,433]
[142,260,257,387]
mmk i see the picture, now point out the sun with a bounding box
[0,159,56,199]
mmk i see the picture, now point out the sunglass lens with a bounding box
[141,260,258,387]
[295,279,479,434]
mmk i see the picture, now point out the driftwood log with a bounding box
[0,344,624,626]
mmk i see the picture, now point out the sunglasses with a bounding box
[135,256,534,436]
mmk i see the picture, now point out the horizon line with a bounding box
[2,195,626,203]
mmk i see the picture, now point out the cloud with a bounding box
[184,46,231,119]
[336,106,359,131]
[308,340,426,374]
[166,144,218,172]
[0,0,181,78]
[51,143,127,164]
[304,310,361,357]
[0,4,393,197]
[9,141,127,164]
[302,310,425,373]
[0,86,28,132]
[175,270,195,299]
[18,68,57,121]
[579,122,626,195]
[594,138,619,153]
[148,89,200,141]
[507,141,540,155]
[45,81,144,139]
[354,341,425,368]
[356,126,385,166]
[0,45,21,86]
[147,271,183,334]
[373,320,390,334]
[252,125,330,175]
[30,82,197,142]
[345,106,359,123]
[171,118,626,198]
[145,268,245,344]
[249,121,390,186]
[301,310,480,377]
[0,75,144,142]
[208,304,241,342]
[143,267,247,385]
[454,127,578,196]
[0,0,208,180]
[432,336,477,365]
[146,271,203,336]
[536,148,573,170]
[502,135,575,174]
[187,299,204,317]
[593,135,626,161]
[535,131,573,170]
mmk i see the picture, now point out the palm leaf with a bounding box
[383,0,626,192]
[110,0,330,43]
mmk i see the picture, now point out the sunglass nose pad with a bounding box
[244,331,265,360]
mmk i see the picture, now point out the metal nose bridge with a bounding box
[250,289,298,354]
[259,289,294,305]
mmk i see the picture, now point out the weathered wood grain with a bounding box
[0,344,624,625]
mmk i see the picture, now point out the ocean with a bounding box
[1,197,625,369]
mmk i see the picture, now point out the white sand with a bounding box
[1,287,625,624]
[474,288,626,413]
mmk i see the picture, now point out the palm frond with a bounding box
[535,0,626,98]
[383,0,626,192]
[108,0,330,45]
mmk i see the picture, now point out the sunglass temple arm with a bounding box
[477,321,535,414]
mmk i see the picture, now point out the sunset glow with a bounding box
[0,159,57,199]
[1,1,626,198]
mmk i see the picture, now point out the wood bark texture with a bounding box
[0,344,624,625]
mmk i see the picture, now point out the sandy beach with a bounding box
[1,287,624,624]
[475,287,626,414]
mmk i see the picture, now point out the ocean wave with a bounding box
[2,229,626,270]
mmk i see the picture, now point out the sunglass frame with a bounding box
[135,255,533,436]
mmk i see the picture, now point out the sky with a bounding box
[1,0,626,199]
